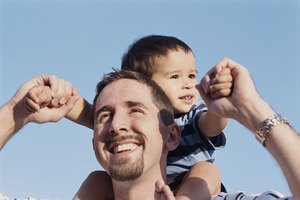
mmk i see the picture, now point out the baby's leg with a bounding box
[175,161,221,200]
[73,170,113,200]
[156,180,176,200]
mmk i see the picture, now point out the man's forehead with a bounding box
[96,79,155,108]
[100,78,150,96]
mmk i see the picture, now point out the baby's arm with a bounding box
[198,111,228,137]
[197,66,232,136]
[65,98,94,129]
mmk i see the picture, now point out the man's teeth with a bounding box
[113,143,138,153]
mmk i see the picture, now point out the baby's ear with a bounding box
[166,123,180,151]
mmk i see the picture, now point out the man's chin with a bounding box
[109,157,144,181]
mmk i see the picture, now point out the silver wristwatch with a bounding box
[255,114,290,146]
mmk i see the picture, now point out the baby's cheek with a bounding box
[194,89,201,98]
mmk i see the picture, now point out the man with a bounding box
[91,70,183,199]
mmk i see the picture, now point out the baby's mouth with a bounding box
[180,95,193,100]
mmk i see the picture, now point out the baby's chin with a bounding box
[174,106,193,117]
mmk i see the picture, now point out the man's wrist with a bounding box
[8,98,32,127]
[234,96,275,133]
[255,114,290,146]
[0,100,30,149]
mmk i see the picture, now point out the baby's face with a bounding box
[151,49,199,114]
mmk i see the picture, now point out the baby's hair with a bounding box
[121,35,193,77]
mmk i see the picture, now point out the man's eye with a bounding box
[131,108,144,114]
[170,75,179,79]
[97,113,111,123]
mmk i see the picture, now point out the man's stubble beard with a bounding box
[109,154,144,181]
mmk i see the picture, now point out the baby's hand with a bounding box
[208,67,233,98]
[25,85,52,113]
[155,180,175,200]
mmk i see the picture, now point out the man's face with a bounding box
[93,79,168,181]
[151,49,199,114]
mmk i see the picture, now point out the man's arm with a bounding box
[0,98,30,149]
[200,58,300,199]
[0,75,79,150]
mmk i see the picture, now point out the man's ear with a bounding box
[166,123,180,151]
[92,138,98,159]
[92,137,102,167]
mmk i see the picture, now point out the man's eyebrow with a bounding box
[126,101,149,110]
[94,101,149,117]
[94,105,113,117]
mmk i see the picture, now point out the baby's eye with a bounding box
[189,74,196,79]
[170,74,179,79]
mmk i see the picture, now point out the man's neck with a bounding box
[112,174,165,200]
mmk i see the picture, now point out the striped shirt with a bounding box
[167,99,226,183]
[212,190,293,200]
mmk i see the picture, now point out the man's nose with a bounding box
[108,112,128,135]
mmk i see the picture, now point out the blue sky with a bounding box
[0,0,299,199]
